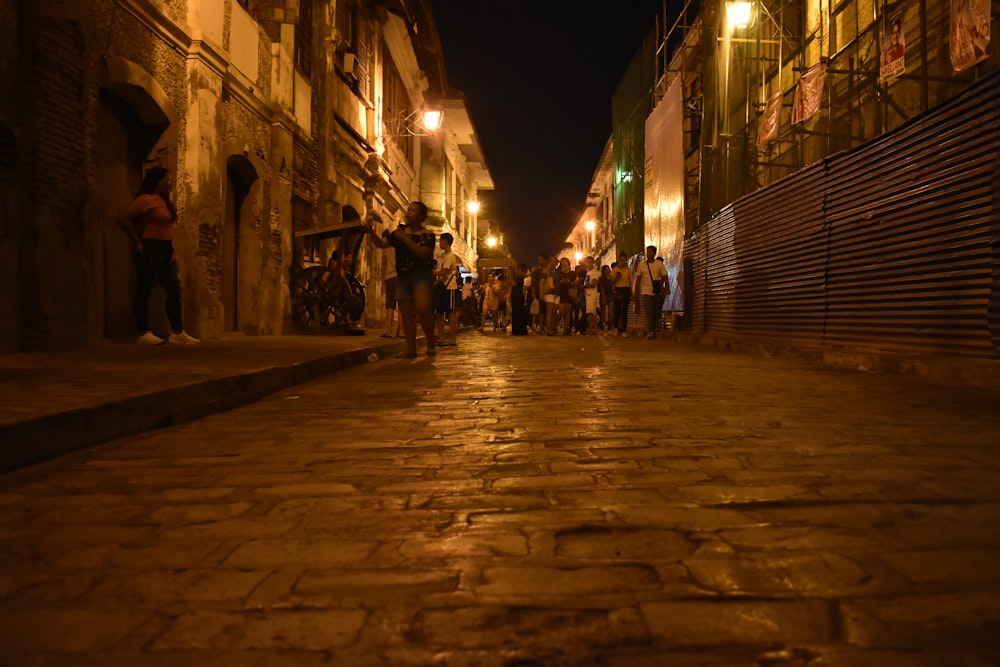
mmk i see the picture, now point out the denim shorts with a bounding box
[395,269,434,300]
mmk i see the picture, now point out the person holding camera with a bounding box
[363,201,437,358]
[632,245,669,340]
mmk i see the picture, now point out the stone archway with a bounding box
[96,58,178,340]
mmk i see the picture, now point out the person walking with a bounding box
[379,240,399,338]
[433,232,462,347]
[632,245,669,340]
[583,256,601,335]
[611,251,633,337]
[116,166,198,345]
[363,201,436,358]
[510,263,530,335]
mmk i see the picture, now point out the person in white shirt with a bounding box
[434,232,462,346]
[380,242,398,338]
[583,256,601,335]
[632,245,669,339]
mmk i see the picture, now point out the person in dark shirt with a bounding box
[363,201,436,358]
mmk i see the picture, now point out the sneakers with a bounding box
[136,331,165,345]
[168,331,200,345]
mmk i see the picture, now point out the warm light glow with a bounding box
[486,236,498,248]
[727,1,753,30]
[421,108,444,132]
[466,200,480,214]
[584,220,596,232]
[574,251,583,263]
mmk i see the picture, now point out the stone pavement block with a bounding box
[295,568,460,603]
[840,592,1000,649]
[684,552,871,595]
[0,609,152,652]
[640,599,833,646]
[553,526,694,559]
[474,564,660,598]
[881,549,1000,583]
[676,483,813,503]
[411,605,648,651]
[149,609,367,650]
[148,502,254,524]
[223,538,378,568]
[82,568,270,606]
[398,531,529,559]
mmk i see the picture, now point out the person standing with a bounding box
[510,263,530,335]
[632,245,669,340]
[363,201,436,358]
[611,251,633,337]
[116,166,198,345]
[434,232,462,346]
[583,256,601,335]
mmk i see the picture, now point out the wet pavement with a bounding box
[1,331,1000,665]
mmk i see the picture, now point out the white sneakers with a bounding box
[168,331,200,345]
[136,331,199,345]
[136,331,165,345]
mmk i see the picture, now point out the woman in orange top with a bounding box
[117,167,198,345]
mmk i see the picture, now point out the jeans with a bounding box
[642,294,663,334]
[613,287,631,333]
[134,239,183,333]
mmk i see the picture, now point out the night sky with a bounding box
[429,1,666,264]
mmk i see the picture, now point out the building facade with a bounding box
[0,0,491,351]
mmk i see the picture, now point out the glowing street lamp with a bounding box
[466,200,480,214]
[584,220,595,232]
[727,1,753,30]
[486,236,498,248]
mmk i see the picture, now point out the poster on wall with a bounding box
[951,0,991,72]
[792,62,826,124]
[879,14,906,81]
[757,92,783,146]
[643,77,685,314]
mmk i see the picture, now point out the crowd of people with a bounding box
[453,248,671,340]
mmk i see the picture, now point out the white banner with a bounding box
[643,77,685,313]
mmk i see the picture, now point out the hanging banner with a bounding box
[792,62,826,124]
[757,92,783,146]
[951,0,991,72]
[879,14,906,82]
[643,77,686,313]
[254,0,299,24]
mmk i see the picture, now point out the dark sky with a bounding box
[429,1,665,264]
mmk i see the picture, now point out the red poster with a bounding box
[757,92,782,146]
[792,63,826,124]
[879,15,906,82]
[951,0,991,72]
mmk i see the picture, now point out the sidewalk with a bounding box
[0,334,405,473]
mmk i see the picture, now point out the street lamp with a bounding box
[584,220,596,232]
[727,1,753,30]
[466,200,480,214]
[386,105,445,139]
[486,236,498,248]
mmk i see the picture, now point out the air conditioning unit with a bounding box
[342,52,358,79]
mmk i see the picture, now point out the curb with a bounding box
[1,340,405,473]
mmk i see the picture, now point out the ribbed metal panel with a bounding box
[824,72,1000,356]
[688,70,1000,359]
[731,165,828,346]
[684,233,707,332]
[702,206,738,335]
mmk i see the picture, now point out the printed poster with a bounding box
[792,62,826,124]
[880,14,906,82]
[757,92,782,146]
[951,0,991,72]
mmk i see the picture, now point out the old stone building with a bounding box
[0,0,491,351]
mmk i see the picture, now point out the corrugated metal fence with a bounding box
[685,70,1000,358]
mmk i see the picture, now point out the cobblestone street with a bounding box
[2,333,1000,666]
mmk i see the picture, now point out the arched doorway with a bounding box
[223,154,259,332]
[96,59,177,340]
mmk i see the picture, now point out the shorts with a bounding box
[434,288,461,313]
[395,269,434,300]
[543,294,559,305]
[585,290,599,315]
[384,277,397,309]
